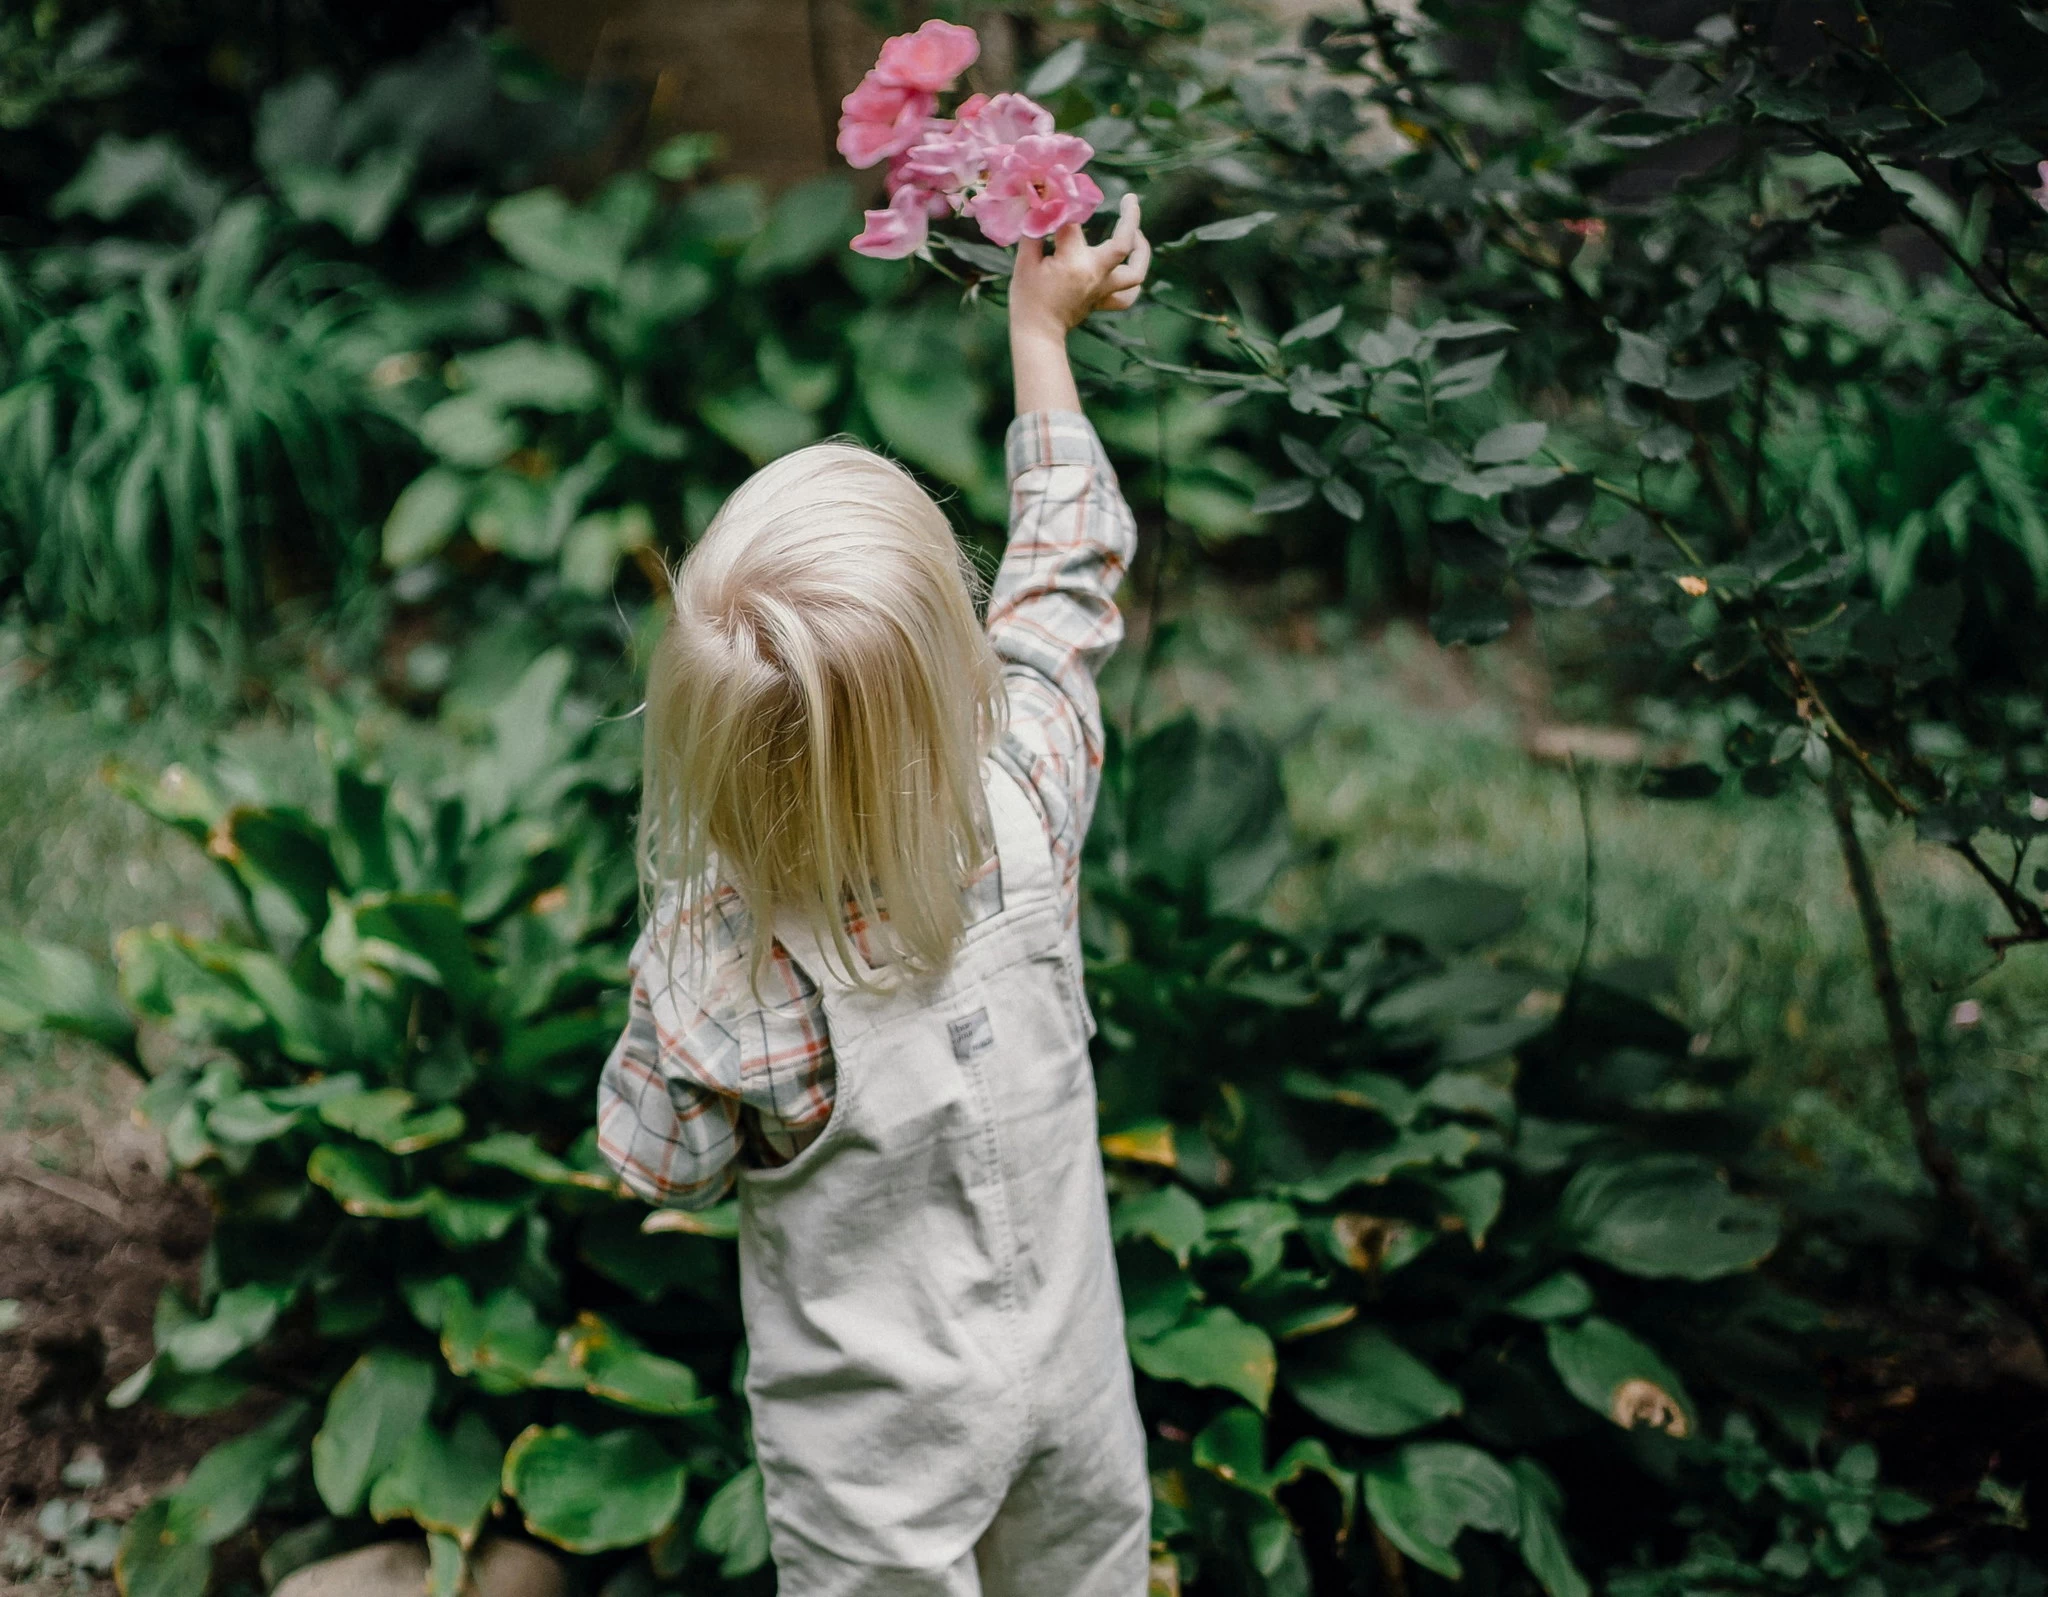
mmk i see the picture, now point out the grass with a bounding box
[1116,593,2048,1211]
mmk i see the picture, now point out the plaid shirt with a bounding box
[597,411,1136,1209]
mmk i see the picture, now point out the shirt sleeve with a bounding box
[986,410,1138,921]
[596,902,835,1209]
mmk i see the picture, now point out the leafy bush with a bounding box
[0,667,1919,1596]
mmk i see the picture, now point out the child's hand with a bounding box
[1010,193,1152,344]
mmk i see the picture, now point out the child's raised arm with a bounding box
[1008,193,1152,417]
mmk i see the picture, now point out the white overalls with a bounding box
[738,760,1151,1596]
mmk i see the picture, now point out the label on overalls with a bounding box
[948,1007,994,1061]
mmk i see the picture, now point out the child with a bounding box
[598,194,1154,1596]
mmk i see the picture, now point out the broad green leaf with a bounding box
[695,1463,772,1578]
[440,1285,554,1392]
[1285,1325,1460,1437]
[1545,1317,1694,1438]
[1286,1125,1480,1202]
[419,394,520,468]
[535,1313,709,1416]
[502,1424,687,1553]
[1114,1185,1208,1266]
[489,188,627,291]
[311,1348,437,1516]
[426,1190,528,1250]
[114,1498,211,1597]
[1371,966,1534,1030]
[309,1143,432,1219]
[1024,38,1088,97]
[1133,1304,1277,1410]
[1343,875,1524,951]
[1433,1168,1507,1245]
[160,1282,295,1375]
[459,340,605,412]
[1503,1272,1595,1321]
[1364,1442,1520,1580]
[698,386,819,465]
[175,1400,310,1544]
[1194,1405,1356,1518]
[384,469,472,566]
[319,1088,466,1155]
[1473,422,1549,464]
[739,176,856,281]
[369,1410,505,1548]
[466,1131,619,1191]
[0,933,135,1056]
[1560,1155,1779,1279]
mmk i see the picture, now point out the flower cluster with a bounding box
[835,20,1102,260]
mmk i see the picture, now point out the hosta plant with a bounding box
[0,676,1902,1597]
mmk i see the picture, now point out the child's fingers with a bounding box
[1095,193,1142,266]
[1123,227,1152,283]
[1101,284,1142,311]
[1050,221,1089,265]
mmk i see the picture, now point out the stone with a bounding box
[272,1537,567,1597]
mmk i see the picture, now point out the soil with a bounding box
[0,1053,236,1596]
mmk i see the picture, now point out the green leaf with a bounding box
[502,1424,687,1554]
[384,468,473,566]
[114,1499,211,1597]
[419,395,519,468]
[1503,1272,1594,1321]
[1614,330,1670,388]
[1286,1125,1480,1202]
[1283,1325,1461,1437]
[1163,210,1278,249]
[311,1348,437,1516]
[315,1089,464,1154]
[1560,1155,1779,1278]
[0,933,135,1056]
[160,1282,295,1375]
[458,341,606,413]
[698,386,820,466]
[1545,1316,1694,1437]
[1365,1442,1520,1580]
[1114,1185,1208,1266]
[739,176,856,281]
[1025,38,1089,97]
[648,131,725,181]
[309,1143,431,1219]
[1280,306,1344,347]
[541,1313,710,1416]
[174,1399,310,1543]
[369,1410,505,1548]
[1131,1304,1277,1410]
[466,1131,619,1191]
[696,1463,773,1578]
[439,1285,554,1392]
[1512,1458,1590,1597]
[1473,422,1549,464]
[489,188,627,291]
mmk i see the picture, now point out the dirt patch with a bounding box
[0,1060,233,1594]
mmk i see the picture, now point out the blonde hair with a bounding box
[640,440,1004,985]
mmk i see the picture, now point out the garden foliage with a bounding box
[0,659,1856,1595]
[3,0,2048,1594]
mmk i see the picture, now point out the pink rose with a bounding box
[958,91,1054,147]
[969,133,1102,245]
[836,75,937,168]
[886,153,954,218]
[849,184,933,259]
[900,120,984,195]
[873,19,980,93]
[902,93,1061,198]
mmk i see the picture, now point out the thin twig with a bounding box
[4,1160,125,1223]
[1825,772,2048,1351]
